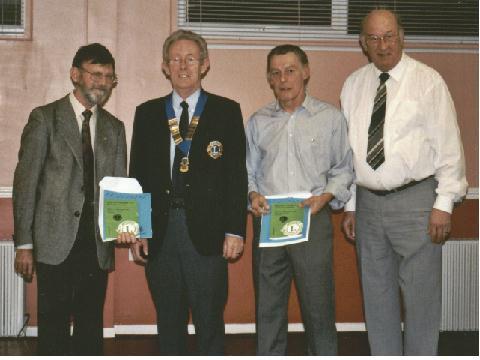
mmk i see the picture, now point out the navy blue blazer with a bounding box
[129,91,248,256]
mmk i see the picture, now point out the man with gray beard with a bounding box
[13,43,128,355]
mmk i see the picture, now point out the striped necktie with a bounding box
[366,72,390,170]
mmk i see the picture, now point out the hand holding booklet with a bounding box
[259,192,312,247]
[99,177,152,242]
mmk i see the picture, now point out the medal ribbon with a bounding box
[166,90,207,156]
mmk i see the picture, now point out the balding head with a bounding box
[360,9,404,72]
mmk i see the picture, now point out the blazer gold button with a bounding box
[74,211,80,217]
[165,189,170,194]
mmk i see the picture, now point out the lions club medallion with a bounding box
[207,140,223,159]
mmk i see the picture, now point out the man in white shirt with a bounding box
[340,9,467,355]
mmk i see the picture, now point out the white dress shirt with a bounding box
[341,53,467,213]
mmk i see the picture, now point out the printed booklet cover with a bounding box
[98,177,152,242]
[259,192,311,247]
[102,191,152,241]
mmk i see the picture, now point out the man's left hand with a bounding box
[300,193,333,215]
[223,235,244,260]
[429,208,452,244]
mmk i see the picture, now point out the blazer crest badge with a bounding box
[207,140,223,159]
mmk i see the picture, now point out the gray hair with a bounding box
[360,8,404,36]
[163,29,209,63]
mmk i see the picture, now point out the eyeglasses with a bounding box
[168,56,200,66]
[80,67,118,84]
[366,33,399,46]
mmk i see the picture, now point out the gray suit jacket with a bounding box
[13,94,127,270]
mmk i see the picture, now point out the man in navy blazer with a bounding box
[129,30,247,355]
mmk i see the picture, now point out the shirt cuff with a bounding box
[433,194,454,214]
[344,196,356,212]
[16,244,33,250]
[324,183,351,207]
[226,233,243,240]
[248,183,258,195]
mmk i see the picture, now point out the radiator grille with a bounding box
[441,240,479,331]
[0,240,25,336]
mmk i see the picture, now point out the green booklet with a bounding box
[269,201,305,239]
[259,192,311,247]
[104,199,139,239]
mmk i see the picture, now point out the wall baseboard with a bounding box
[24,323,366,338]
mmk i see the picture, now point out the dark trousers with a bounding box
[36,203,107,356]
[252,208,337,355]
[145,209,228,355]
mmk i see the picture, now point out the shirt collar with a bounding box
[172,88,201,113]
[69,92,98,119]
[274,93,312,115]
[302,95,316,115]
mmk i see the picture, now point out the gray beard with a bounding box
[77,85,111,107]
[84,88,110,107]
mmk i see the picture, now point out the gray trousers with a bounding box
[253,208,337,355]
[356,177,442,355]
[145,209,227,355]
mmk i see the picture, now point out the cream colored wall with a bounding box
[2,0,478,330]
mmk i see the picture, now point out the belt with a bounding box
[170,197,185,209]
[367,176,433,196]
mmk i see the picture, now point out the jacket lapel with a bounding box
[190,91,210,158]
[55,95,83,168]
[95,108,110,176]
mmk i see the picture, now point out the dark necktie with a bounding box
[172,101,189,195]
[72,109,96,260]
[82,109,94,202]
[366,72,390,170]
[179,101,189,138]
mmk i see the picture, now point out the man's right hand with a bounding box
[14,249,35,281]
[342,211,356,241]
[249,191,270,217]
[130,238,149,264]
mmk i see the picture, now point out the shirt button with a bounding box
[74,211,81,217]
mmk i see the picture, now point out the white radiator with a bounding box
[441,240,479,331]
[0,240,25,336]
